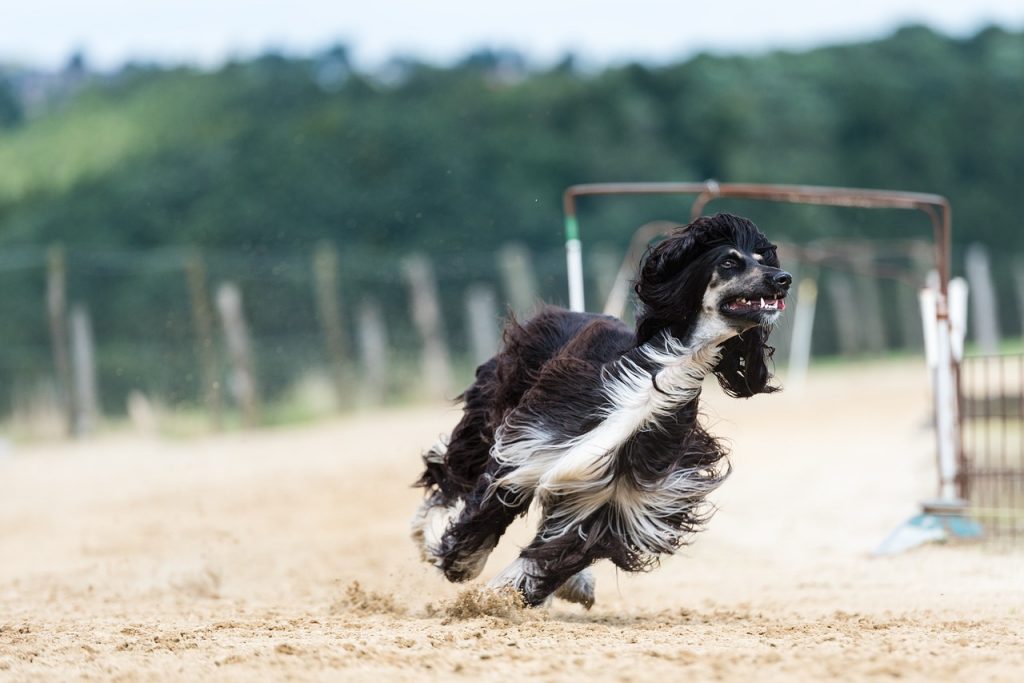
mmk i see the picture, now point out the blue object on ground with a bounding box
[874,499,983,556]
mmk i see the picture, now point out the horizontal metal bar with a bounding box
[562,180,952,287]
[964,470,1024,478]
[967,507,1024,520]
[564,181,949,213]
[963,353,1024,361]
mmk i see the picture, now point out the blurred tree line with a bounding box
[0,25,1021,254]
[0,25,1021,423]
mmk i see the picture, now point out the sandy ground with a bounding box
[1,359,1022,682]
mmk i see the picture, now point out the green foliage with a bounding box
[0,78,22,129]
[0,26,1017,255]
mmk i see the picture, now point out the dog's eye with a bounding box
[720,258,738,269]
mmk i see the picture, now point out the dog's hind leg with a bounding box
[415,461,518,582]
[410,494,465,568]
[415,360,498,501]
[412,359,501,565]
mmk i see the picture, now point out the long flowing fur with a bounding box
[411,213,789,607]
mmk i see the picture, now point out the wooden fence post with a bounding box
[825,271,862,356]
[69,304,99,435]
[357,298,389,406]
[497,243,538,317]
[1013,257,1024,340]
[215,282,260,427]
[402,254,452,400]
[184,248,223,430]
[965,243,1000,354]
[895,282,924,350]
[851,248,887,354]
[464,284,500,365]
[589,245,621,314]
[46,245,76,436]
[771,253,799,362]
[312,241,349,406]
[786,276,818,394]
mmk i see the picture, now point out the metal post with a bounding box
[933,292,959,501]
[786,278,818,394]
[565,215,585,312]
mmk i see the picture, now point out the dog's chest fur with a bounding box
[490,329,729,556]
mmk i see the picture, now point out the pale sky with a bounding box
[3,0,1023,70]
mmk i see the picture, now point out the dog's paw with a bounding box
[410,495,464,564]
[487,558,557,608]
[554,568,595,609]
[442,565,475,583]
[442,537,495,583]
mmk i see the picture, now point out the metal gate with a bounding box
[961,353,1024,538]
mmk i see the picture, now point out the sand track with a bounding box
[1,360,1021,681]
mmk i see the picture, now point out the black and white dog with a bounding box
[411,213,790,607]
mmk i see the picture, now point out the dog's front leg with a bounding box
[436,480,532,583]
[553,568,596,608]
[488,518,597,607]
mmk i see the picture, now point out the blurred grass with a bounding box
[0,71,223,202]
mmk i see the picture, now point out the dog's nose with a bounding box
[774,271,793,289]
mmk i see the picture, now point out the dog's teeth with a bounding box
[760,297,766,308]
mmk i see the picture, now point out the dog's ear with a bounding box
[713,328,779,398]
[633,229,705,344]
[635,229,696,293]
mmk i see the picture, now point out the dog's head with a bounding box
[634,213,791,397]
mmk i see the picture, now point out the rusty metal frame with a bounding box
[560,180,960,503]
[562,181,951,312]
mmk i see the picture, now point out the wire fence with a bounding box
[961,353,1024,538]
[0,239,1017,438]
[0,242,573,436]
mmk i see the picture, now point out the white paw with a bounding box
[444,539,495,582]
[554,568,596,609]
[410,496,463,565]
[488,558,553,607]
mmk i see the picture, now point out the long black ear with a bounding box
[713,328,778,398]
[633,229,704,344]
[634,229,696,296]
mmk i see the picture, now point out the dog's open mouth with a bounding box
[723,296,786,315]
